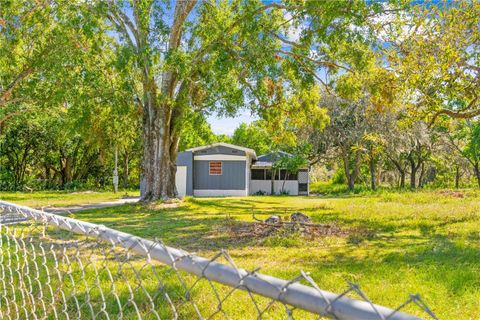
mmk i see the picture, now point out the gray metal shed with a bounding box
[176,142,256,197]
[140,143,310,198]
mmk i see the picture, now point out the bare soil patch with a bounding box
[436,190,464,198]
[222,221,348,239]
[219,214,375,243]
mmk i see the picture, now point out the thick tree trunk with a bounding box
[138,0,196,202]
[141,104,179,201]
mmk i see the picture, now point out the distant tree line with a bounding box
[0,1,478,195]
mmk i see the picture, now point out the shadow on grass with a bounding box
[64,197,480,319]
[72,199,480,256]
[306,235,480,296]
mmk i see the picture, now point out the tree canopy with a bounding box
[1,0,479,194]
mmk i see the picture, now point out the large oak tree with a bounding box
[101,0,359,201]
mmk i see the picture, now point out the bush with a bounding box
[253,190,268,196]
[63,181,84,191]
[331,168,346,184]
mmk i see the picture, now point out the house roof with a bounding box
[251,161,273,168]
[252,151,309,169]
[186,142,257,159]
[257,151,292,161]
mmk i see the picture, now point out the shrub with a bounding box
[63,181,83,191]
[331,167,346,184]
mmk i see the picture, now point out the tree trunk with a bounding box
[343,159,354,191]
[455,165,460,189]
[270,168,276,195]
[410,163,416,189]
[44,164,52,189]
[282,171,289,192]
[474,163,480,188]
[138,0,195,202]
[418,163,425,188]
[60,156,72,189]
[343,151,361,191]
[399,171,405,188]
[391,159,405,188]
[347,176,354,190]
[369,159,377,191]
[342,151,355,191]
[141,104,179,201]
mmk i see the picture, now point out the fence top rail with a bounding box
[0,200,435,320]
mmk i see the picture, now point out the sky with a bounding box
[207,110,258,135]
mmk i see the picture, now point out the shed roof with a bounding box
[257,151,293,162]
[186,142,257,158]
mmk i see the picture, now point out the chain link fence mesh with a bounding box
[0,200,438,320]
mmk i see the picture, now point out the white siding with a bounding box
[193,189,248,197]
[249,180,299,195]
[193,155,246,160]
[175,166,187,196]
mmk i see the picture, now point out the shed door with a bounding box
[176,166,187,196]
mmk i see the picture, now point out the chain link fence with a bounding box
[0,200,438,320]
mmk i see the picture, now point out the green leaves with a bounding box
[232,121,272,155]
[382,0,480,122]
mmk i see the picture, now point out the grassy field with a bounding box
[0,190,139,207]
[2,189,480,318]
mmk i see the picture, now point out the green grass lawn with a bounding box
[2,189,480,318]
[0,190,139,207]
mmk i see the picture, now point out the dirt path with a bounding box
[40,197,140,215]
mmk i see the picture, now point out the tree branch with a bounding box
[293,55,333,95]
[161,0,198,98]
[429,95,480,126]
[277,49,353,73]
[0,67,34,107]
[0,108,32,126]
[268,31,306,49]
[106,1,139,49]
[190,2,297,72]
